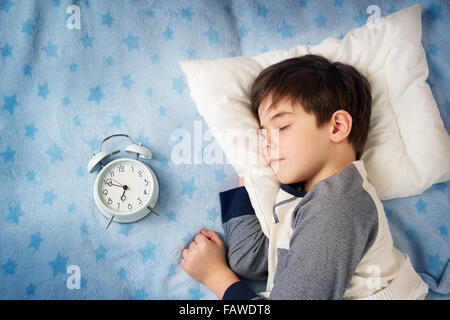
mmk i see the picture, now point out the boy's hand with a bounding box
[181,229,228,284]
[181,229,239,299]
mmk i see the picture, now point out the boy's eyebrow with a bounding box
[259,111,293,129]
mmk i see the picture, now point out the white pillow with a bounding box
[179,4,450,237]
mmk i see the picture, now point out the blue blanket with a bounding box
[1,0,449,300]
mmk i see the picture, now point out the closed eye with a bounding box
[259,125,289,137]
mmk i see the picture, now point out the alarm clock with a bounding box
[88,134,160,229]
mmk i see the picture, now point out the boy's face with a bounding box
[258,94,332,186]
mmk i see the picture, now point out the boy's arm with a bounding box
[219,185,269,281]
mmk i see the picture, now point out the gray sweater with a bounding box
[219,161,380,299]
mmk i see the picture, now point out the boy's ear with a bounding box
[329,110,352,143]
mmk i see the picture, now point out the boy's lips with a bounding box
[269,158,284,165]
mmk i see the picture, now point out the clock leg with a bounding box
[147,206,160,216]
[106,215,115,229]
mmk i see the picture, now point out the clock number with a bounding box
[102,189,108,195]
[117,203,120,210]
[128,203,133,210]
[131,165,134,172]
[144,179,149,187]
[138,170,143,178]
[109,170,115,178]
[108,198,113,205]
[143,189,147,195]
[118,164,125,173]
[137,197,142,205]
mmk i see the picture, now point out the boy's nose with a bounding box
[266,129,279,147]
[263,130,279,158]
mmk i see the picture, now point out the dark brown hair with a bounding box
[250,54,372,160]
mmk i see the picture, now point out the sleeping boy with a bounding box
[180,54,429,299]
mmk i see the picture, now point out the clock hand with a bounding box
[111,183,123,187]
[120,188,127,201]
[111,178,129,189]
[111,178,130,200]
[105,179,126,188]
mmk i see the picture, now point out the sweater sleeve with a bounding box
[222,280,260,300]
[219,186,269,281]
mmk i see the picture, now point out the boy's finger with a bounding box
[201,229,223,245]
[189,241,197,250]
[194,233,208,244]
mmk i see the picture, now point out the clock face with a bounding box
[97,159,154,215]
